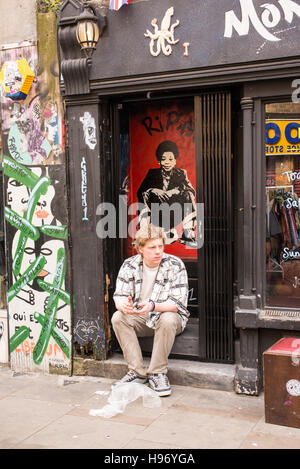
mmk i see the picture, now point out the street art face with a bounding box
[12,237,65,287]
[44,103,59,144]
[80,111,97,150]
[160,152,177,172]
[7,168,55,227]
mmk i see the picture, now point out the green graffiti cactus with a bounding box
[37,279,70,305]
[5,207,40,241]
[33,248,66,365]
[12,176,50,277]
[34,312,70,359]
[4,155,40,189]
[4,155,70,367]
[39,225,68,240]
[9,326,30,353]
[7,255,46,303]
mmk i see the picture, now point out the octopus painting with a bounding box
[144,7,180,57]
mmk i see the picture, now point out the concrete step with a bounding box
[73,353,236,392]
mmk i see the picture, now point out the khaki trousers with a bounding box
[111,311,182,377]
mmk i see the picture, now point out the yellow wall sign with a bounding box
[266,120,300,156]
[0,59,35,101]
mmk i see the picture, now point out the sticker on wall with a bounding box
[286,379,300,397]
[8,121,52,165]
[0,44,65,166]
[0,59,35,101]
[80,112,97,150]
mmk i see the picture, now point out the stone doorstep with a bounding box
[73,354,236,392]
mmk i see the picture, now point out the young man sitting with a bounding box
[112,224,189,396]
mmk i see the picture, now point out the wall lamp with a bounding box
[57,0,106,95]
[76,1,100,58]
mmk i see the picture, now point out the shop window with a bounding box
[265,102,300,308]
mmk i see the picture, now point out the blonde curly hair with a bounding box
[134,224,166,254]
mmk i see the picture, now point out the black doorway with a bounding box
[106,92,234,363]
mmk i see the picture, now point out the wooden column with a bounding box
[66,95,106,361]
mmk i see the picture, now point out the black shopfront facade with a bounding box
[58,0,300,394]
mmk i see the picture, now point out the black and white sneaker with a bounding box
[112,370,148,387]
[148,373,171,397]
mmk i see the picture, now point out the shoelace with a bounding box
[122,370,137,381]
[151,374,168,387]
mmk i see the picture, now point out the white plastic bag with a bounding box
[89,383,161,418]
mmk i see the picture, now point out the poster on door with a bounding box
[126,100,197,260]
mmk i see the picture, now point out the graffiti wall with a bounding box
[0,41,71,373]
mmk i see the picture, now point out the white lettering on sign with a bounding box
[224,0,300,42]
[282,170,300,183]
[282,247,300,260]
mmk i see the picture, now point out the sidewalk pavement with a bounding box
[1,364,300,450]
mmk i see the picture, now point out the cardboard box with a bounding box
[263,337,300,429]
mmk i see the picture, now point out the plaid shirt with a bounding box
[113,253,190,330]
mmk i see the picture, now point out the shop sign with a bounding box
[89,0,300,82]
[225,0,300,42]
[265,120,300,155]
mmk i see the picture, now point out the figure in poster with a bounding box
[137,140,197,247]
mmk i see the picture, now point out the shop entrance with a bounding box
[109,92,234,363]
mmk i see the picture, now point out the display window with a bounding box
[265,103,300,308]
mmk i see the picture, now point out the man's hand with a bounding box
[117,297,150,315]
[132,301,153,315]
[117,296,134,315]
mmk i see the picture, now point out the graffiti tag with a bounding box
[142,110,194,138]
[81,157,88,221]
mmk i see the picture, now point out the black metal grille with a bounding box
[196,92,234,363]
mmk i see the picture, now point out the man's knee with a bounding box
[157,312,180,331]
[111,310,124,330]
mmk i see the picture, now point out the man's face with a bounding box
[139,238,164,268]
[160,152,176,172]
